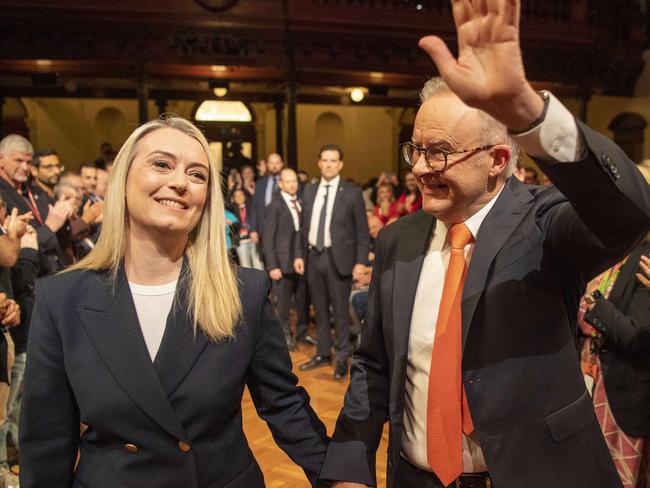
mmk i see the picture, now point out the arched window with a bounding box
[609,112,646,163]
[315,112,344,150]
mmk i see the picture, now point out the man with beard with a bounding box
[30,149,62,203]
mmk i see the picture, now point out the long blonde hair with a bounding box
[66,116,242,341]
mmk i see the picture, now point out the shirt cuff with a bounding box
[510,92,585,163]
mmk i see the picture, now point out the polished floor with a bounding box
[242,340,389,487]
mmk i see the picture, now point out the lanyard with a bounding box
[23,187,44,225]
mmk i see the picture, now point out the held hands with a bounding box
[419,0,544,132]
[294,258,305,275]
[352,263,367,283]
[250,231,259,244]
[0,293,20,328]
[82,200,104,225]
[269,268,283,281]
[46,199,76,232]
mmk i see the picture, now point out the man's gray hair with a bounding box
[419,78,520,177]
[0,134,34,156]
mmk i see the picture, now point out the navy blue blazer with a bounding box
[320,121,650,488]
[20,264,329,487]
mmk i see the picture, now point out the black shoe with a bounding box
[333,361,348,380]
[296,334,318,346]
[286,338,298,352]
[299,355,331,371]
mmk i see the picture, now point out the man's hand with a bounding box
[418,0,544,132]
[250,231,259,244]
[294,258,305,275]
[20,224,38,250]
[269,268,283,281]
[45,199,75,232]
[352,263,367,283]
[637,255,650,289]
[332,483,369,488]
[1,298,20,328]
[4,208,29,240]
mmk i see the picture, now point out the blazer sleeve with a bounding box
[319,232,390,486]
[246,275,330,487]
[535,121,650,282]
[20,279,80,488]
[262,202,279,271]
[249,179,265,233]
[351,187,370,266]
[585,279,650,355]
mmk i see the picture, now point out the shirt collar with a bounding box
[319,175,340,188]
[281,190,297,202]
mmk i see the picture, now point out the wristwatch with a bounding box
[508,90,550,135]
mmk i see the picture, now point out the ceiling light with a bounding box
[350,87,366,102]
[209,80,230,97]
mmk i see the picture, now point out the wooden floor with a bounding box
[242,340,389,488]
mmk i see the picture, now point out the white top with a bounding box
[401,93,583,473]
[401,187,502,473]
[308,175,340,248]
[281,190,301,232]
[129,280,177,361]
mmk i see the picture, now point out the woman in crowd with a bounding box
[373,182,400,226]
[579,228,650,486]
[19,116,329,487]
[396,171,422,216]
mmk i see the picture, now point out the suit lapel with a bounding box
[392,212,436,358]
[461,178,534,350]
[331,180,345,219]
[77,268,187,441]
[153,263,209,397]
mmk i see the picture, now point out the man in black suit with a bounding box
[299,145,369,380]
[263,168,310,352]
[321,2,650,488]
[250,152,284,245]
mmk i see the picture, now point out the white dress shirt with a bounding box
[308,175,340,248]
[401,93,583,474]
[129,280,176,361]
[281,190,301,232]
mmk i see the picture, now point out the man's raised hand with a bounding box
[419,0,544,132]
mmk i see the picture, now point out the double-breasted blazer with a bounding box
[301,180,369,277]
[319,121,650,487]
[20,264,330,488]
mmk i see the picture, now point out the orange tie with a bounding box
[426,223,475,486]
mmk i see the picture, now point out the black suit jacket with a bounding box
[301,179,369,276]
[320,121,650,488]
[585,241,650,437]
[262,194,303,273]
[20,264,329,488]
[250,175,278,235]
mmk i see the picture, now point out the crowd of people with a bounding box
[1,1,650,486]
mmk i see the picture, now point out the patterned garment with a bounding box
[579,261,650,487]
[593,374,650,488]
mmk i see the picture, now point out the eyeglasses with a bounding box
[400,142,497,174]
[39,163,64,171]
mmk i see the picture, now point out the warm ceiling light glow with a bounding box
[195,100,252,122]
[212,87,228,97]
[35,59,52,66]
[210,65,228,72]
[350,88,365,103]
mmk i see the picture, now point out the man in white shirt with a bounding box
[320,2,649,487]
[299,145,369,380]
[262,168,309,351]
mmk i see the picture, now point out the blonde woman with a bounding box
[19,117,329,487]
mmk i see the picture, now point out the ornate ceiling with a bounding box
[0,0,647,105]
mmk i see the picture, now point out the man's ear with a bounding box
[488,144,512,178]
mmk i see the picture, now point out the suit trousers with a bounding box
[275,273,309,341]
[396,457,494,488]
[307,248,352,362]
